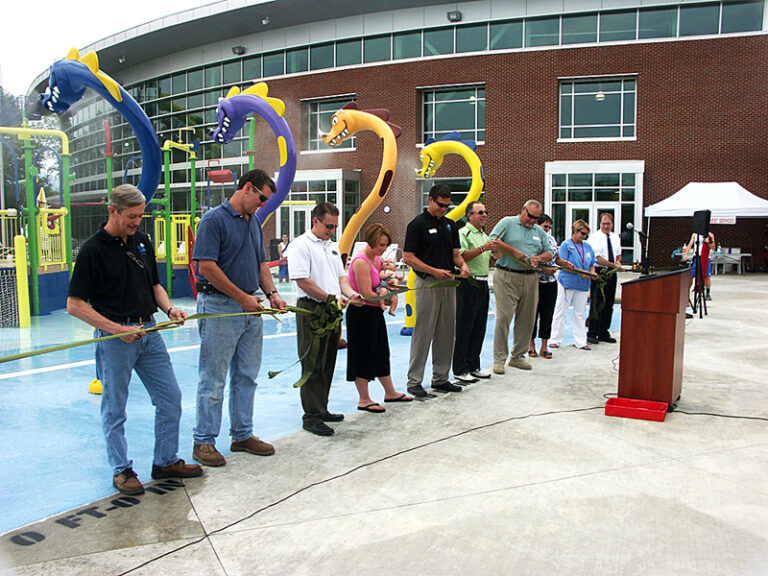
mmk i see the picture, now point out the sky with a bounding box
[0,0,214,96]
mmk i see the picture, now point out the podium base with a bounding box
[605,398,668,422]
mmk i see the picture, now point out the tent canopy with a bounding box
[644,182,768,218]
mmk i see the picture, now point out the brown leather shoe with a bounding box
[151,459,203,480]
[230,436,275,456]
[113,468,144,495]
[193,443,226,467]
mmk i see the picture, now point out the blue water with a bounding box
[0,283,617,534]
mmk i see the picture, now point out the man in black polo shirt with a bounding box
[67,184,202,496]
[404,183,470,397]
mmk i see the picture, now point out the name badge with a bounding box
[429,228,437,234]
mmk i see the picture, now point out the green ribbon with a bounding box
[587,267,621,322]
[0,310,282,365]
[268,296,344,387]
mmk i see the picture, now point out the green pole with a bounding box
[162,148,173,297]
[105,155,113,202]
[23,137,40,316]
[190,155,197,230]
[62,154,73,278]
[248,117,256,171]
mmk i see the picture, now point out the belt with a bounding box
[496,265,536,275]
[196,281,224,295]
[473,275,488,281]
[105,313,153,324]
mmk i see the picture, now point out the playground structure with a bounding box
[0,51,302,321]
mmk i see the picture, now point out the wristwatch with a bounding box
[265,290,278,298]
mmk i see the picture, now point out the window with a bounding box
[456,23,488,53]
[422,85,485,143]
[562,13,598,44]
[336,39,362,66]
[490,20,523,49]
[394,31,421,59]
[171,73,186,95]
[263,52,285,77]
[204,65,222,88]
[243,56,261,81]
[424,27,454,55]
[418,178,475,212]
[525,16,559,47]
[158,77,171,98]
[304,96,356,151]
[559,77,636,140]
[223,61,241,85]
[639,6,678,39]
[364,35,391,63]
[722,0,764,33]
[679,3,720,36]
[286,47,308,73]
[187,69,203,91]
[310,43,334,70]
[599,10,636,42]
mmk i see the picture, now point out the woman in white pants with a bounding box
[550,220,597,350]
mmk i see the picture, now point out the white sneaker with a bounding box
[455,373,479,383]
[471,369,492,379]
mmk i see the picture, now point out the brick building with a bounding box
[29,0,768,268]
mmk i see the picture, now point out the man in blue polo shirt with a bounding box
[490,200,552,374]
[192,169,287,467]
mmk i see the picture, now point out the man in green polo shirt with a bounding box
[490,200,552,373]
[453,201,497,383]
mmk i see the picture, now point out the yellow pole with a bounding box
[14,235,31,328]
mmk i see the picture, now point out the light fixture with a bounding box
[261,16,270,26]
[231,45,246,56]
[118,56,126,64]
[595,91,606,101]
[447,10,462,22]
[383,205,391,214]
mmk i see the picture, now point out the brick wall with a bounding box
[253,34,768,269]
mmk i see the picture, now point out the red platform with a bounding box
[605,397,668,422]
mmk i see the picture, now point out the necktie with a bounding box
[606,232,614,263]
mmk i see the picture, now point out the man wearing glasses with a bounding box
[404,184,470,398]
[489,200,552,373]
[453,201,498,383]
[68,184,202,496]
[192,169,287,466]
[288,202,361,435]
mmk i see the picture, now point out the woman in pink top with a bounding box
[347,224,413,412]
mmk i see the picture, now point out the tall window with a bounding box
[422,85,485,143]
[304,96,357,151]
[559,77,636,140]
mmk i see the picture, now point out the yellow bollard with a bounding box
[14,235,31,328]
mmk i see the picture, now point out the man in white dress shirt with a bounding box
[586,212,622,344]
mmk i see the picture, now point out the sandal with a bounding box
[528,349,538,358]
[540,350,552,359]
[550,343,559,349]
[576,345,592,351]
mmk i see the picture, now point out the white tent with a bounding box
[645,182,768,218]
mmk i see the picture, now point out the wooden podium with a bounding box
[618,269,690,407]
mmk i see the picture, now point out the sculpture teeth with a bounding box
[52,86,60,97]
[221,126,227,133]
[223,117,230,126]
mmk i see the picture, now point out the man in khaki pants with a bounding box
[490,200,552,373]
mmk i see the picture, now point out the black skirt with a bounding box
[346,304,391,381]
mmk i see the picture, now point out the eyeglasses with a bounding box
[541,224,552,230]
[525,208,540,220]
[471,210,488,215]
[434,199,450,209]
[126,251,145,270]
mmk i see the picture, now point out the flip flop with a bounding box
[384,394,414,403]
[358,403,386,413]
[550,343,560,349]
[540,350,552,359]
[528,349,538,358]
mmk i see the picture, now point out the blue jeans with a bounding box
[95,318,182,475]
[194,292,264,445]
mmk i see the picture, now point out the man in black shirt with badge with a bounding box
[403,183,470,398]
[67,184,202,496]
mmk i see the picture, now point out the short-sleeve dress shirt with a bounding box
[459,223,490,277]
